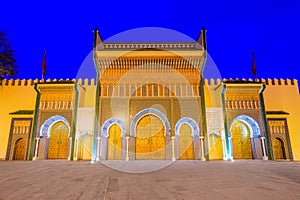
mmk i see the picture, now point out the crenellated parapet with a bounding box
[1,77,298,88]
[76,78,97,86]
[0,79,39,86]
[0,78,97,87]
[203,78,298,87]
[265,78,298,86]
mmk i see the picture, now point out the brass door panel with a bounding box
[179,124,194,160]
[273,138,285,159]
[149,126,165,160]
[48,121,69,159]
[136,115,166,160]
[13,138,26,160]
[107,124,122,160]
[231,121,252,159]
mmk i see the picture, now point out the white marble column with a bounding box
[96,136,101,161]
[200,136,205,161]
[171,136,176,161]
[33,138,40,161]
[74,138,79,161]
[221,135,227,160]
[126,136,130,161]
[261,137,268,160]
[228,136,233,160]
[68,137,72,160]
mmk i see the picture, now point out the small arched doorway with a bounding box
[100,118,126,160]
[107,124,123,160]
[178,123,194,160]
[135,114,166,160]
[13,138,26,160]
[231,120,253,159]
[272,138,286,159]
[175,117,200,160]
[48,121,69,159]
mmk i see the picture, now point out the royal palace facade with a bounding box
[0,29,299,161]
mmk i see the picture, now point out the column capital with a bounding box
[97,136,101,140]
[199,136,205,140]
[126,136,130,140]
[260,136,265,140]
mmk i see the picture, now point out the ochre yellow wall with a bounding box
[1,77,299,161]
[204,79,223,108]
[0,79,37,159]
[77,78,97,108]
[264,78,300,160]
[204,79,224,160]
[204,78,300,161]
[0,78,97,160]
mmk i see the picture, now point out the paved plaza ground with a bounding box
[0,160,299,199]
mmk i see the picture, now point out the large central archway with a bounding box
[135,114,166,160]
[131,108,170,160]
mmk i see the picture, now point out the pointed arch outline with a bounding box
[13,136,26,145]
[175,117,200,137]
[101,118,126,138]
[230,115,261,138]
[39,115,71,138]
[130,108,171,137]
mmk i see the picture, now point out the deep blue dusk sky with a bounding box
[1,0,300,82]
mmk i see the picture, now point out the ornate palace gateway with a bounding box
[0,28,299,161]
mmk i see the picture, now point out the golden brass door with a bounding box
[231,121,252,159]
[179,124,194,160]
[48,121,69,159]
[273,138,285,159]
[13,138,26,160]
[136,115,166,160]
[107,124,122,160]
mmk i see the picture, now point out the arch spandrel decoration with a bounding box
[39,115,71,138]
[230,115,261,138]
[130,108,171,137]
[101,118,126,138]
[175,117,200,137]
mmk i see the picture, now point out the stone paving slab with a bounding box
[0,160,299,200]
